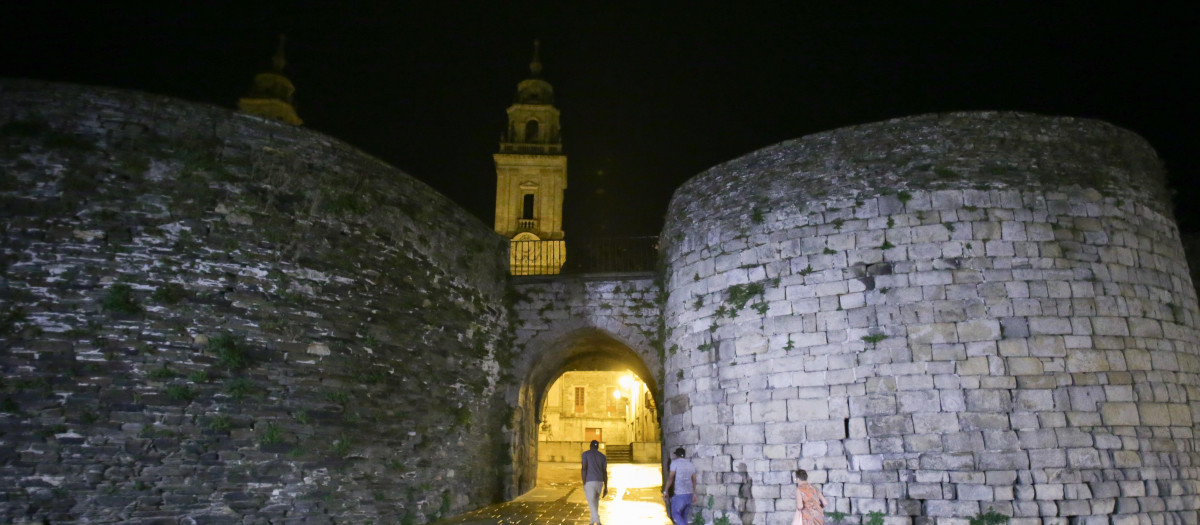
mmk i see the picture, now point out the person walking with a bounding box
[581,440,608,525]
[792,469,828,525]
[663,447,697,525]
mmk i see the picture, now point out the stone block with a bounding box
[1034,483,1064,500]
[910,413,960,435]
[965,390,1012,412]
[765,422,805,444]
[1017,429,1058,449]
[957,484,994,500]
[849,394,897,417]
[865,414,913,437]
[691,404,720,426]
[1128,317,1162,338]
[806,419,846,441]
[924,499,981,517]
[897,391,941,413]
[908,322,958,344]
[919,452,975,470]
[1029,317,1072,335]
[978,450,1029,470]
[1091,317,1130,336]
[1139,403,1171,426]
[956,356,990,376]
[903,433,943,452]
[1066,350,1110,372]
[729,424,765,444]
[700,425,728,443]
[787,398,830,421]
[1013,389,1054,411]
[943,431,985,453]
[957,319,1001,342]
[1027,336,1066,357]
[908,482,944,499]
[1066,447,1101,468]
[1057,499,1090,516]
[751,400,787,423]
[982,430,1020,450]
[1099,402,1139,426]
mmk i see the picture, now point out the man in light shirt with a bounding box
[663,447,697,525]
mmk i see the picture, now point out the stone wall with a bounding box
[0,80,512,524]
[660,112,1200,524]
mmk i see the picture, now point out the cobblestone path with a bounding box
[437,463,673,524]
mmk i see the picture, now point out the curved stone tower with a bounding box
[0,80,511,523]
[660,112,1198,524]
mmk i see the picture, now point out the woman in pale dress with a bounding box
[793,469,828,525]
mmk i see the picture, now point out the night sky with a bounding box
[2,2,1196,236]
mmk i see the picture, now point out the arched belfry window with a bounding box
[522,194,535,220]
[525,120,539,142]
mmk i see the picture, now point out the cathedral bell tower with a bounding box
[494,40,567,275]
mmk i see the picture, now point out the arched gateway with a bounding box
[505,275,665,497]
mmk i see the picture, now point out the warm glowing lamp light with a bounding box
[613,389,622,400]
[618,374,635,391]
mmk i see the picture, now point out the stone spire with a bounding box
[237,34,302,126]
[530,39,543,77]
[271,34,287,73]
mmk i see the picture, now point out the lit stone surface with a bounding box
[660,112,1199,524]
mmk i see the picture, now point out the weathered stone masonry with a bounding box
[661,113,1200,524]
[0,79,513,524]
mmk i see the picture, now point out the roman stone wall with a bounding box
[0,80,512,524]
[660,112,1200,524]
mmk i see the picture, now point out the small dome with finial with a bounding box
[238,34,302,125]
[516,39,554,105]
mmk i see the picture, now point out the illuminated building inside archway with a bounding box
[538,370,661,463]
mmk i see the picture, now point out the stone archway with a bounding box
[504,275,665,498]
[509,327,662,497]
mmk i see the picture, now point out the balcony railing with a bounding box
[509,236,659,276]
[499,142,563,155]
[517,219,537,231]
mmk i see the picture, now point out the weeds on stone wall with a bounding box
[101,283,142,315]
[726,282,765,313]
[861,333,887,347]
[163,384,196,402]
[207,333,252,370]
[258,423,284,446]
[151,283,190,304]
[224,377,257,400]
[865,511,885,525]
[969,508,1010,525]
[208,415,232,432]
[0,306,27,336]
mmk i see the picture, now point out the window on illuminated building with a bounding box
[522,194,535,220]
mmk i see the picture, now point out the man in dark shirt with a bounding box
[581,440,608,524]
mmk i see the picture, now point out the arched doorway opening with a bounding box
[510,327,663,497]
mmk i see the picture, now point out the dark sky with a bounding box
[2,2,1196,235]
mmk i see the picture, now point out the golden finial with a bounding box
[530,39,543,77]
[271,34,287,73]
